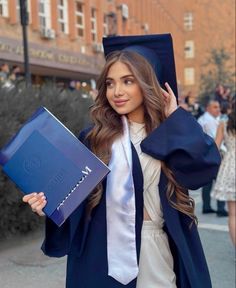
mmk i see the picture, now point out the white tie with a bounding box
[106,116,139,285]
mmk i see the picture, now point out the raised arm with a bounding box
[215,121,225,149]
[141,107,221,190]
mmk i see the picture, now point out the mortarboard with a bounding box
[102,33,178,99]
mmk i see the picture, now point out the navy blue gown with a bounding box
[42,108,220,288]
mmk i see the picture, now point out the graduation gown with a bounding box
[42,107,221,288]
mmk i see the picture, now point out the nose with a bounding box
[114,83,124,97]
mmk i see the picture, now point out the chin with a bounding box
[112,107,130,115]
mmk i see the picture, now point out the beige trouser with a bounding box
[136,221,177,288]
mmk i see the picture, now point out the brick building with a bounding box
[0,0,235,96]
[182,0,235,98]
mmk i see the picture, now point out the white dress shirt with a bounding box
[198,111,219,138]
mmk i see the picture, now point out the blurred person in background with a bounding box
[0,63,10,82]
[198,100,228,216]
[219,101,231,122]
[184,92,204,119]
[214,83,231,109]
[9,65,23,82]
[215,101,232,156]
[211,101,236,246]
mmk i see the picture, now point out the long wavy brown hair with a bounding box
[86,50,197,225]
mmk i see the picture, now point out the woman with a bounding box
[23,40,220,287]
[211,102,236,246]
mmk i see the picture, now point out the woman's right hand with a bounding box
[22,192,47,216]
[161,82,178,117]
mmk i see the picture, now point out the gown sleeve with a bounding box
[140,107,221,190]
[41,204,85,257]
[41,129,91,257]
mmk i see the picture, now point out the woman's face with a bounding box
[105,61,144,123]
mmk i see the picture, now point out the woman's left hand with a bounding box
[161,82,178,117]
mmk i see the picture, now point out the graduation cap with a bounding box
[102,33,178,99]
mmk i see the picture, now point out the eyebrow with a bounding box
[106,74,134,80]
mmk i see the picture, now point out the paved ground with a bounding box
[0,231,66,288]
[0,189,235,288]
[191,190,236,288]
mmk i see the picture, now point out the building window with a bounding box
[75,1,84,37]
[0,0,8,17]
[184,12,193,31]
[184,68,195,85]
[91,7,97,42]
[103,14,108,36]
[107,12,117,36]
[58,0,68,34]
[184,40,195,58]
[39,0,51,29]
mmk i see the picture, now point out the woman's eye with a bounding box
[124,79,134,85]
[106,81,113,88]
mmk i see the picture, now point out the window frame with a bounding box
[0,0,8,17]
[91,7,97,42]
[75,1,85,38]
[184,12,193,31]
[184,40,195,59]
[58,0,69,34]
[103,13,108,36]
[184,67,195,85]
[39,0,51,29]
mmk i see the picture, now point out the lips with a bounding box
[113,99,128,106]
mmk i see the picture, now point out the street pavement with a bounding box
[0,189,235,288]
[191,190,235,288]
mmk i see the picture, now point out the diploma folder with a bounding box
[0,107,110,226]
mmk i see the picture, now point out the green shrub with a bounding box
[0,81,93,239]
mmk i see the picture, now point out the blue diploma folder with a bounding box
[0,107,110,226]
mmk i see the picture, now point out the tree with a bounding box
[199,48,235,106]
